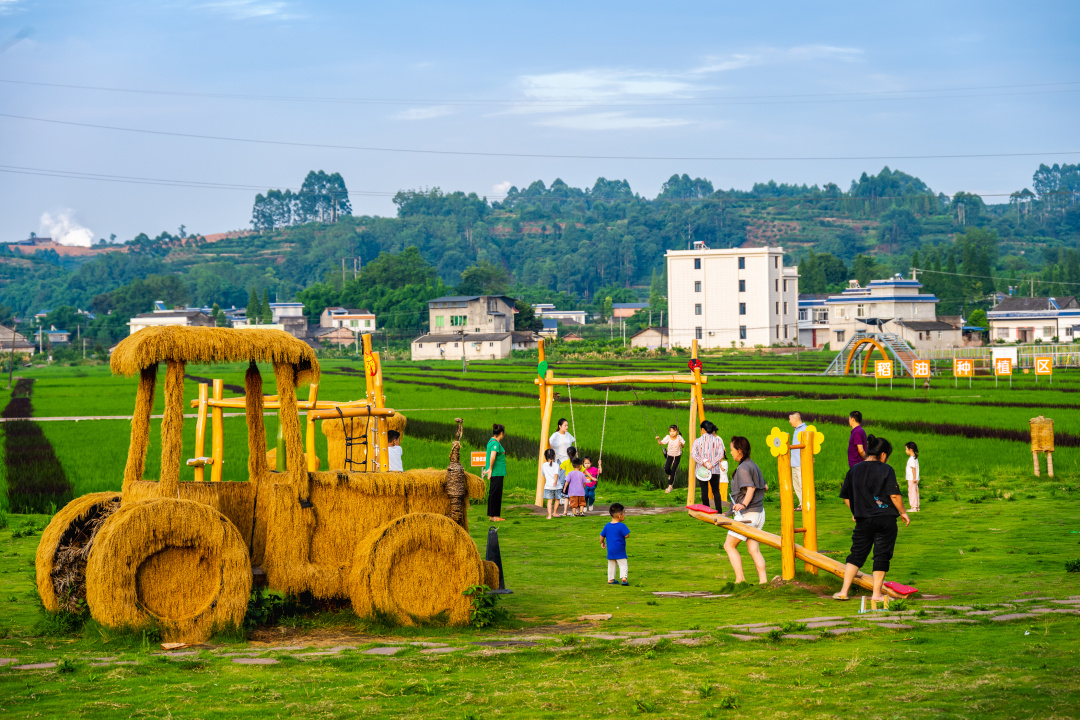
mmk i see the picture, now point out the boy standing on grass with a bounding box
[600,503,630,585]
[387,430,403,471]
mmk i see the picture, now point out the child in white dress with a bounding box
[905,442,920,512]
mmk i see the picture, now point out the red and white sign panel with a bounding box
[912,360,931,378]
[470,451,487,467]
[994,358,1013,376]
[953,359,974,378]
[875,361,893,379]
[1035,357,1053,376]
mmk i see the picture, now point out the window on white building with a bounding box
[997,327,1009,339]
[365,320,371,328]
[776,324,780,339]
[695,281,702,292]
[739,326,747,339]
[695,327,702,340]
[435,315,445,327]
[351,320,358,327]
[738,257,745,269]
[739,280,746,292]
[836,330,846,343]
[856,305,865,318]
[799,309,807,321]
[775,279,779,292]
[783,280,788,292]
[739,303,746,315]
[783,325,788,339]
[783,302,788,314]
[694,258,701,269]
[1043,325,1054,336]
[694,304,702,315]
[774,257,779,268]
[775,302,780,315]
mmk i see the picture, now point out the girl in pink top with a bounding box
[656,424,686,494]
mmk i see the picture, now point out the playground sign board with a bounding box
[995,357,1013,388]
[1035,356,1052,383]
[912,360,930,378]
[875,361,893,378]
[952,358,973,388]
[470,451,487,467]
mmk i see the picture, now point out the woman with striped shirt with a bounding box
[690,420,727,510]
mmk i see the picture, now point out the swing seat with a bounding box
[882,581,919,596]
[686,503,718,514]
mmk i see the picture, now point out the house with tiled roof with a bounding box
[987,296,1080,343]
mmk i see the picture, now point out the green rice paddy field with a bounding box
[0,352,1078,718]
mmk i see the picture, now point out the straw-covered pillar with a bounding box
[1030,415,1054,477]
[158,361,186,498]
[274,362,309,498]
[122,364,158,494]
[445,418,468,529]
[246,361,268,479]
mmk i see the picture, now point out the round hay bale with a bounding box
[36,492,121,612]
[85,498,251,642]
[1030,415,1054,452]
[482,560,500,591]
[348,512,482,626]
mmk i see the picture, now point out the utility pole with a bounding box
[342,258,346,288]
[7,322,15,390]
[461,329,466,374]
[1031,277,1034,298]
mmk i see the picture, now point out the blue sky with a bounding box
[0,0,1077,244]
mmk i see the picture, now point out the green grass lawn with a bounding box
[1,355,1078,717]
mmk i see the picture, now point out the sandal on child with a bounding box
[620,579,629,586]
[832,593,849,601]
[608,579,617,584]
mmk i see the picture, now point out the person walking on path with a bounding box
[549,418,575,463]
[833,435,911,602]
[788,412,807,511]
[723,436,768,585]
[656,424,686,494]
[905,442,920,512]
[690,420,727,510]
[600,503,630,585]
[847,411,867,468]
[482,423,507,522]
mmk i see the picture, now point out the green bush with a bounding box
[462,585,508,629]
[1065,559,1080,573]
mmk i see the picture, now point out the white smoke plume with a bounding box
[38,209,94,247]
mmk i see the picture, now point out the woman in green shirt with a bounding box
[483,423,507,521]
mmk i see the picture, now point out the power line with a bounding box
[1,77,1078,107]
[915,268,1080,288]
[2,112,1078,162]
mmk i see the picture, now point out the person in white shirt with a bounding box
[549,418,575,463]
[656,424,686,494]
[904,442,920,512]
[788,412,807,511]
[690,420,727,510]
[387,430,403,472]
[540,448,561,519]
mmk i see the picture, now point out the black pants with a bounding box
[487,475,504,518]
[701,473,723,509]
[664,454,681,486]
[846,515,898,572]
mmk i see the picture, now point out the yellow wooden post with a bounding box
[210,379,224,482]
[686,339,701,507]
[777,447,795,580]
[361,334,377,471]
[305,383,319,472]
[535,368,554,506]
[193,382,209,482]
[801,429,818,574]
[373,350,389,472]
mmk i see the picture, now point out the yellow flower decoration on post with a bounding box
[767,427,790,457]
[795,425,825,455]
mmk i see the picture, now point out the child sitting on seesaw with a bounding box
[583,456,602,513]
[600,503,630,585]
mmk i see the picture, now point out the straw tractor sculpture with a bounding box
[35,327,498,641]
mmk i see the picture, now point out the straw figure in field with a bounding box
[35,326,498,641]
[446,418,468,528]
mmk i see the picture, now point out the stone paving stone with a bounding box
[1011,597,1052,603]
[619,631,653,636]
[233,658,280,665]
[826,628,867,635]
[990,613,1039,622]
[797,616,845,623]
[1051,599,1080,605]
[471,641,537,648]
[252,645,305,651]
[725,622,771,629]
[294,645,356,658]
[781,634,819,641]
[469,648,519,656]
[1031,608,1080,615]
[746,626,780,634]
[916,618,978,624]
[966,610,1000,616]
[674,638,705,646]
[0,659,16,667]
[13,662,58,670]
[219,652,265,658]
[730,634,762,641]
[805,621,849,629]
[420,647,461,655]
[626,637,662,646]
[157,651,200,658]
[362,647,404,656]
[584,634,624,641]
[578,614,613,621]
[876,623,914,629]
[409,642,449,648]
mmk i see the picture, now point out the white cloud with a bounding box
[787,45,863,62]
[515,69,695,113]
[536,112,691,131]
[492,181,513,195]
[39,210,94,247]
[394,105,455,121]
[691,53,760,74]
[197,0,296,20]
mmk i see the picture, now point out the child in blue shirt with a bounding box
[600,503,630,585]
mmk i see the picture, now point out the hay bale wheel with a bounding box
[482,560,501,591]
[349,512,484,626]
[36,491,121,612]
[85,497,251,642]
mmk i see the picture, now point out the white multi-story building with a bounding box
[826,276,942,347]
[666,244,798,348]
[987,296,1080,343]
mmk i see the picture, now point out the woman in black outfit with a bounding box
[834,435,911,602]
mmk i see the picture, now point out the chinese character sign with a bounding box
[913,360,930,378]
[1035,357,1053,376]
[875,361,893,379]
[953,359,973,377]
[994,358,1012,376]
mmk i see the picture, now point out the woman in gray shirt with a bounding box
[723,436,768,585]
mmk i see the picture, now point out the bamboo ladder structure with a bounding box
[188,333,395,476]
[533,338,708,507]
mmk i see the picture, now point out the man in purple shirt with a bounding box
[847,411,867,467]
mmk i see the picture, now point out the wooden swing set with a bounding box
[532,338,709,507]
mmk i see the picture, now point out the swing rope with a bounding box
[598,385,609,466]
[566,381,578,442]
